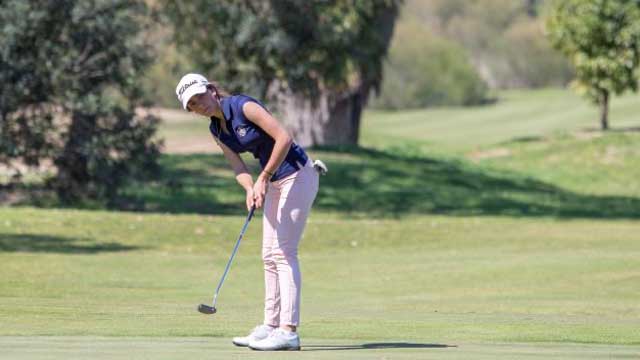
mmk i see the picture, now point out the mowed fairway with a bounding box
[2,88,640,358]
[1,208,640,358]
[362,88,640,153]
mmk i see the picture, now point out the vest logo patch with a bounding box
[236,126,248,137]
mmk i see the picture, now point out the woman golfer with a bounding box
[176,73,321,351]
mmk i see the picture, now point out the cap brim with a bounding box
[181,85,208,110]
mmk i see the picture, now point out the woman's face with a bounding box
[187,89,218,117]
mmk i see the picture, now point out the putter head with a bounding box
[198,304,217,315]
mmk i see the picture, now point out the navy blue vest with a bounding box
[209,95,308,181]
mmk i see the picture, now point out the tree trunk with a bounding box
[265,3,398,147]
[52,112,94,201]
[267,82,367,147]
[526,0,538,17]
[600,90,609,131]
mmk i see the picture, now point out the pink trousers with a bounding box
[262,160,319,327]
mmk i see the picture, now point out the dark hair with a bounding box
[207,81,231,134]
[207,81,230,101]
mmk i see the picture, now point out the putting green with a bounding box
[3,337,639,360]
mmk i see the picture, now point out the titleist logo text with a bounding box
[178,80,198,96]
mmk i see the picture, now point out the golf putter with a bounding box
[198,205,256,315]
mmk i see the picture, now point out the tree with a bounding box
[525,0,542,17]
[0,0,160,203]
[162,0,402,147]
[401,0,571,90]
[371,21,489,109]
[547,0,640,130]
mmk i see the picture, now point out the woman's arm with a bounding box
[242,102,292,176]
[215,138,255,211]
[242,101,293,208]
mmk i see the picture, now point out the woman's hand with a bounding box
[245,188,255,211]
[252,173,269,209]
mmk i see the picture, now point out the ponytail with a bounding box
[207,81,230,102]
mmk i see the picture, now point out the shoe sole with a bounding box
[249,346,301,351]
[232,341,249,347]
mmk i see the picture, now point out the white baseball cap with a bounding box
[176,73,209,110]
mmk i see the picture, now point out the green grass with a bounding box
[1,208,640,356]
[117,144,640,219]
[3,88,640,358]
[475,131,640,198]
[361,88,640,153]
[3,338,639,360]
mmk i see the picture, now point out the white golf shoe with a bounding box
[249,328,301,351]
[232,325,275,347]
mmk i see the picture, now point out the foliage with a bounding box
[502,18,573,88]
[137,12,196,108]
[145,0,571,109]
[161,0,402,98]
[547,0,640,128]
[402,0,573,89]
[371,21,490,109]
[0,0,161,202]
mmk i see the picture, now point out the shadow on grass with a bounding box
[0,233,141,254]
[303,342,456,351]
[501,135,544,144]
[115,153,246,215]
[103,146,640,219]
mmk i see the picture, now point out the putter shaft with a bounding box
[202,206,255,313]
